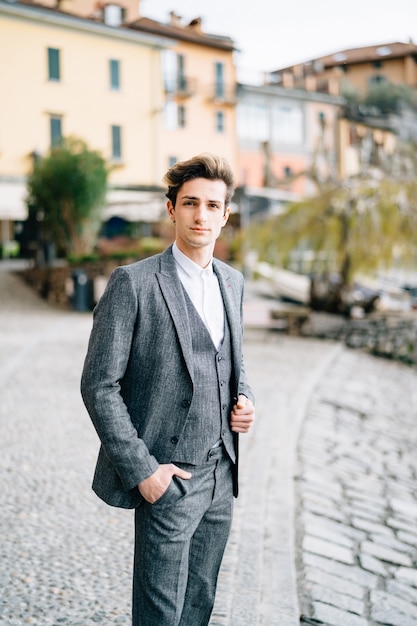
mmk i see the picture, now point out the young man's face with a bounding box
[167,178,230,259]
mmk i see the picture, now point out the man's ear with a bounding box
[167,200,175,221]
[222,206,231,226]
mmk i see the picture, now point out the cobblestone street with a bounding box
[296,348,417,626]
[1,268,417,625]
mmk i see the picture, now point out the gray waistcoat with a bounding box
[172,288,235,465]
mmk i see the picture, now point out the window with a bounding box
[369,75,387,86]
[272,104,303,145]
[163,101,177,130]
[109,59,120,90]
[178,105,186,128]
[215,111,224,133]
[215,62,224,99]
[162,50,187,93]
[163,101,186,130]
[168,156,177,167]
[48,48,60,81]
[178,54,186,91]
[237,102,269,142]
[111,125,122,160]
[104,4,125,26]
[284,166,292,178]
[50,115,62,147]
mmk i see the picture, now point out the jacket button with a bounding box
[171,436,179,444]
[182,399,191,407]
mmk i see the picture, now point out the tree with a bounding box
[27,137,108,257]
[247,142,417,310]
[342,81,417,116]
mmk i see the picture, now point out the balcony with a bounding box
[206,83,237,106]
[163,76,196,99]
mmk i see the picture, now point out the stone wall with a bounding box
[18,258,136,309]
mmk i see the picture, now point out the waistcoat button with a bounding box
[171,436,179,444]
[181,399,191,407]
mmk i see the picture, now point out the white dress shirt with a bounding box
[172,242,225,350]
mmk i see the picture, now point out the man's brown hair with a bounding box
[163,153,235,209]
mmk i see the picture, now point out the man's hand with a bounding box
[230,395,255,433]
[138,463,192,504]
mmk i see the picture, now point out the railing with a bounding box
[163,76,197,98]
[205,83,237,105]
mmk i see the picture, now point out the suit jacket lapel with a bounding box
[156,247,194,380]
[214,261,242,384]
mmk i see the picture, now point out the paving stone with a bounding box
[395,567,417,587]
[390,497,417,520]
[386,580,417,605]
[302,512,367,542]
[369,532,416,554]
[344,487,388,508]
[351,517,394,536]
[361,540,413,567]
[304,568,364,599]
[303,536,355,565]
[370,589,417,625]
[309,584,364,615]
[345,500,387,522]
[301,501,348,523]
[397,530,417,547]
[312,601,369,626]
[387,517,417,535]
[303,553,379,589]
[359,553,389,576]
[302,521,357,548]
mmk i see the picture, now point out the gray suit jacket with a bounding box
[81,246,254,509]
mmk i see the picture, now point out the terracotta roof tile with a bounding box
[127,16,235,51]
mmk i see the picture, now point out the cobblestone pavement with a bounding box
[1,267,417,625]
[296,347,417,626]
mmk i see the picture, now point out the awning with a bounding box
[0,181,28,220]
[103,189,166,223]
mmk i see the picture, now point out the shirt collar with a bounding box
[172,242,213,278]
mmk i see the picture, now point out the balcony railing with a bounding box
[206,83,237,106]
[163,76,197,98]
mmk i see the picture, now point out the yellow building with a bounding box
[0,0,173,253]
[128,12,238,179]
[0,1,239,256]
[270,41,417,96]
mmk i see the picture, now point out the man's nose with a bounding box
[194,206,208,222]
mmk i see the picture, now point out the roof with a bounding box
[273,41,417,74]
[127,16,235,52]
[317,41,417,69]
[0,0,171,47]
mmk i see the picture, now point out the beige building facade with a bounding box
[0,1,239,254]
[128,13,238,180]
[0,0,172,250]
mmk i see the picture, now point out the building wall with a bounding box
[0,6,164,186]
[338,57,417,94]
[31,0,141,23]
[156,40,238,179]
[236,85,342,196]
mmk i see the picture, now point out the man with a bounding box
[81,153,255,626]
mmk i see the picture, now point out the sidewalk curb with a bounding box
[282,342,344,624]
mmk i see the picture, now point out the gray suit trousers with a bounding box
[132,446,233,626]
